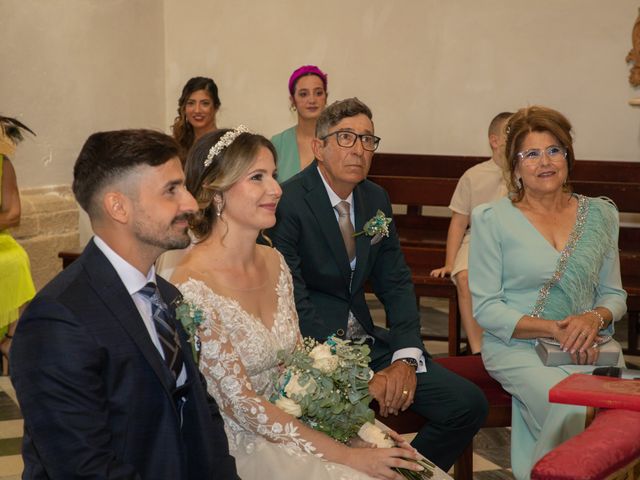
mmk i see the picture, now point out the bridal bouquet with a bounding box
[271,336,435,479]
[270,336,374,442]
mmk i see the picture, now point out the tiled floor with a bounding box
[0,297,638,479]
[0,376,21,480]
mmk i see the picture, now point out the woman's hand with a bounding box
[570,345,600,365]
[430,265,451,278]
[556,313,601,354]
[385,428,417,454]
[344,446,425,480]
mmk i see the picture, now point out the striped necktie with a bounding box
[138,282,184,380]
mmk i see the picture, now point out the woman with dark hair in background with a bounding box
[172,76,222,158]
[271,65,328,182]
[157,76,222,276]
[0,116,36,374]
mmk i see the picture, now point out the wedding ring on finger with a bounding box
[580,331,588,337]
[402,388,409,396]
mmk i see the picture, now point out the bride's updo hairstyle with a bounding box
[184,127,277,241]
[504,105,575,203]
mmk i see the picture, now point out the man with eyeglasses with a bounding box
[269,97,488,471]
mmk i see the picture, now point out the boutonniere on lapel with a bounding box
[174,297,204,363]
[353,210,392,245]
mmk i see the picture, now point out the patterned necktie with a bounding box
[138,282,184,380]
[335,201,356,262]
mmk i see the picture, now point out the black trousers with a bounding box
[371,349,489,471]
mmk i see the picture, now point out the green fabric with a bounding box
[271,126,300,183]
[470,195,627,479]
[540,197,618,329]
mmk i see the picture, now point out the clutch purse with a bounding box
[535,336,621,367]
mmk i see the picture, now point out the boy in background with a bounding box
[431,112,513,354]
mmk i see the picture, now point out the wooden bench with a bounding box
[369,153,640,355]
[58,251,79,269]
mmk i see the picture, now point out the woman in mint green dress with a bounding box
[469,106,627,480]
[271,65,328,182]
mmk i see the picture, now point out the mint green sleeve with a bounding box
[271,127,300,183]
[594,202,627,327]
[469,203,525,344]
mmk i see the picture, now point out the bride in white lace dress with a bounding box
[171,128,431,480]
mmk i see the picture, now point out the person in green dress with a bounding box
[271,65,328,182]
[469,105,627,479]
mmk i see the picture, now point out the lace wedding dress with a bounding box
[178,251,452,480]
[178,252,378,479]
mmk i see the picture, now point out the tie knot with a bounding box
[335,201,351,217]
[138,282,159,301]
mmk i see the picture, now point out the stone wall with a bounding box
[10,185,80,291]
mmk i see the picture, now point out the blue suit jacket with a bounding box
[269,162,424,360]
[11,240,237,479]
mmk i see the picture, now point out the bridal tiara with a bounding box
[204,125,250,167]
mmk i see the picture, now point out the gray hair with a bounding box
[315,97,373,139]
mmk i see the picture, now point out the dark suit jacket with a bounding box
[10,240,237,480]
[269,162,424,359]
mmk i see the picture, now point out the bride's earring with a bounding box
[213,194,224,217]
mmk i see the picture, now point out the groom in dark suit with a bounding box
[10,130,238,479]
[270,98,488,471]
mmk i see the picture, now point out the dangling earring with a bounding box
[213,194,224,217]
[290,104,297,113]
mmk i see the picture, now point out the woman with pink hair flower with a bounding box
[271,65,328,182]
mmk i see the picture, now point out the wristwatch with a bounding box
[397,357,419,369]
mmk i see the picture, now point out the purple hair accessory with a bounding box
[288,65,328,96]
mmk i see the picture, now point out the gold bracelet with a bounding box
[585,309,605,330]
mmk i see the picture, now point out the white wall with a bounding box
[1,0,166,242]
[3,0,639,246]
[1,0,166,190]
[164,0,640,161]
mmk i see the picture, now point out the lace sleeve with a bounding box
[179,279,319,456]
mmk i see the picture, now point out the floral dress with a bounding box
[177,251,377,480]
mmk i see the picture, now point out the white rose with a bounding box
[309,344,339,373]
[357,422,395,448]
[284,373,316,398]
[274,396,302,417]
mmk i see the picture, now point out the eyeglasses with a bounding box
[321,130,381,152]
[516,145,567,166]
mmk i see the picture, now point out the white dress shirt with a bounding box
[93,236,187,385]
[316,168,426,372]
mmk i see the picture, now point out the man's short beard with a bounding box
[133,214,192,252]
[135,228,191,251]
